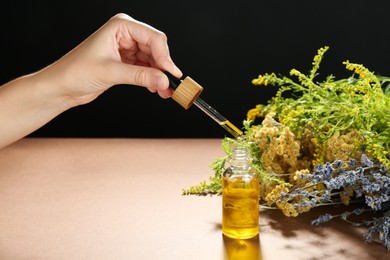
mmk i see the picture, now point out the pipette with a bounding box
[166,72,243,138]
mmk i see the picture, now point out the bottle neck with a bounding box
[228,145,252,174]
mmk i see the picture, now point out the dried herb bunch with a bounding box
[183,47,390,250]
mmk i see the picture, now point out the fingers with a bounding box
[106,14,182,98]
[117,62,174,98]
[146,86,174,99]
[109,61,170,91]
[112,13,182,78]
[157,88,174,99]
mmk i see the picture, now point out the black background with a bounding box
[1,0,389,138]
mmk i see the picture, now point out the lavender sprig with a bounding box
[301,154,390,249]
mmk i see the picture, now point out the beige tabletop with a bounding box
[0,138,389,260]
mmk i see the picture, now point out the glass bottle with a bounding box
[222,143,259,239]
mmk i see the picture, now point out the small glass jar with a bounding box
[222,143,259,239]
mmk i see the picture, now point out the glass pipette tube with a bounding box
[193,98,243,138]
[166,71,243,138]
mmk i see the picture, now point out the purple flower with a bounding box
[361,154,374,167]
[349,158,356,167]
[311,213,333,225]
[333,160,343,168]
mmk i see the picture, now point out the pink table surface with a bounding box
[0,138,389,259]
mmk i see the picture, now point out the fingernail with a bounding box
[175,67,183,77]
[167,58,182,77]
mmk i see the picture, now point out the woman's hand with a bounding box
[0,13,182,149]
[40,13,182,106]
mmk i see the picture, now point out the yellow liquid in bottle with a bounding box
[222,175,259,239]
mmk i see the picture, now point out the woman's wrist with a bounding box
[29,69,77,114]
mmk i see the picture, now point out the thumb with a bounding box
[109,61,170,91]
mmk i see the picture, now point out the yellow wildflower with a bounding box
[310,46,329,79]
[265,183,289,207]
[246,105,263,121]
[276,200,298,217]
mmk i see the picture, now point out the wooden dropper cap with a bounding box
[166,72,203,109]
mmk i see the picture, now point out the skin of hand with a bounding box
[40,13,183,105]
[0,13,182,149]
